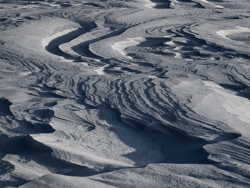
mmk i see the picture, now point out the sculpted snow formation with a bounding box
[0,0,250,187]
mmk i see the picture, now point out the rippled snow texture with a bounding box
[0,0,250,187]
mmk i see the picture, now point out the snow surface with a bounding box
[217,26,250,40]
[0,0,250,187]
[112,37,146,59]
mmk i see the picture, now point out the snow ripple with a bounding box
[0,0,250,187]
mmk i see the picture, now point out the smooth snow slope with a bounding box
[0,0,250,187]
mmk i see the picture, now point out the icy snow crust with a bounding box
[0,0,250,187]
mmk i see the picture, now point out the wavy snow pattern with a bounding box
[0,0,250,187]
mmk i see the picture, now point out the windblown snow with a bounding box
[0,0,250,187]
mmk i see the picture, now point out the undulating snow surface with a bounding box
[0,0,250,187]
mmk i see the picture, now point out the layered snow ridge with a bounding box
[0,0,250,187]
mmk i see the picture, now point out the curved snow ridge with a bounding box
[18,173,116,188]
[43,27,85,60]
[81,76,239,142]
[25,132,136,168]
[42,28,80,49]
[144,0,157,9]
[19,162,250,188]
[217,26,250,41]
[108,21,245,62]
[173,79,250,138]
[95,64,109,75]
[41,21,97,61]
[204,137,250,165]
[112,37,146,59]
[198,0,224,9]
[2,0,250,187]
[143,0,173,9]
[190,22,250,56]
[204,81,250,126]
[25,134,53,152]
